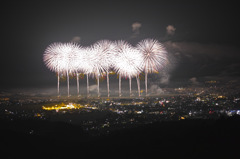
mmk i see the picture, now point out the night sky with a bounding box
[1,0,240,90]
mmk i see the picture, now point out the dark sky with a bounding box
[1,0,240,89]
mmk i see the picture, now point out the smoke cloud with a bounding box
[166,25,176,36]
[160,73,170,84]
[71,36,81,43]
[189,77,199,85]
[89,84,98,92]
[149,84,164,95]
[132,22,142,35]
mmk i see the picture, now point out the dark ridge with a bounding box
[1,115,240,158]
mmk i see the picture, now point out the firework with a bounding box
[137,39,167,96]
[43,43,65,96]
[44,39,167,98]
[71,45,86,96]
[81,47,95,97]
[91,40,116,97]
[113,41,143,96]
[61,42,82,97]
[43,42,82,97]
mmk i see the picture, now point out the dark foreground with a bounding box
[1,116,240,159]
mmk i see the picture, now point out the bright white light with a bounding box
[43,42,82,74]
[137,39,167,73]
[113,40,143,78]
[43,39,168,97]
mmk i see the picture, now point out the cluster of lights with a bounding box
[42,103,82,111]
[42,103,97,111]
[43,39,168,97]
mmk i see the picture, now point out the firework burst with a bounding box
[43,43,65,96]
[44,39,168,97]
[137,39,167,96]
[71,45,86,96]
[113,40,143,96]
[43,42,82,97]
[91,40,116,97]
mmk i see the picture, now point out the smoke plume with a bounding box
[166,25,176,36]
[132,22,142,35]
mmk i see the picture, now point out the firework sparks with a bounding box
[43,39,167,97]
[137,39,167,96]
[43,42,82,97]
[91,40,116,97]
[43,43,66,96]
[71,45,86,96]
[113,40,143,96]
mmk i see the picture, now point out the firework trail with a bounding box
[71,45,86,96]
[113,41,143,96]
[43,42,81,97]
[136,74,141,96]
[91,40,116,97]
[82,47,98,97]
[43,43,67,96]
[44,39,167,98]
[137,39,167,96]
[61,43,82,97]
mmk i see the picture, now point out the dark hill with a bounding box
[1,116,240,158]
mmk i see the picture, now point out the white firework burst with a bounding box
[113,40,143,96]
[43,39,168,97]
[91,40,116,97]
[43,42,82,97]
[137,39,167,95]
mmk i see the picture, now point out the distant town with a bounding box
[1,81,240,136]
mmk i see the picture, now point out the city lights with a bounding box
[42,103,98,111]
